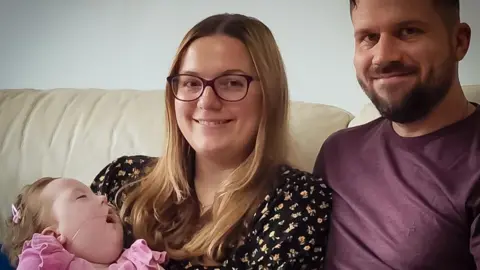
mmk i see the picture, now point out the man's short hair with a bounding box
[349,0,460,27]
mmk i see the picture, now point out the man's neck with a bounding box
[392,85,474,137]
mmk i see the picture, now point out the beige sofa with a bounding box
[1,85,479,237]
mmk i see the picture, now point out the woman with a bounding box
[91,13,331,269]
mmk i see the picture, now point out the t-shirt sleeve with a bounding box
[90,155,156,208]
[470,220,480,267]
[313,144,326,180]
[469,190,480,267]
[241,167,332,269]
[313,130,346,188]
[312,133,339,183]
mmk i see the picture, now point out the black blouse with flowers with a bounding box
[91,155,332,270]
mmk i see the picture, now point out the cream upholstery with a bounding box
[0,88,353,237]
[349,85,480,127]
[1,85,479,238]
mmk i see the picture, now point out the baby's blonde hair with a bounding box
[1,177,57,266]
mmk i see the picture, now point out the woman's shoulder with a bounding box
[230,164,332,269]
[271,164,332,224]
[251,164,332,232]
[260,164,332,214]
[250,163,333,234]
[276,164,332,198]
[90,155,158,207]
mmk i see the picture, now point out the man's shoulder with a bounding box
[313,117,387,176]
[323,117,386,148]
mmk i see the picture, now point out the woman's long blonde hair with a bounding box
[121,13,291,263]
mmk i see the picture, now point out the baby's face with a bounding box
[41,178,124,264]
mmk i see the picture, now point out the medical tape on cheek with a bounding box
[70,215,109,243]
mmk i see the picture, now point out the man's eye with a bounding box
[365,34,379,42]
[400,27,423,37]
[358,33,379,44]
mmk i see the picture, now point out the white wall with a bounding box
[0,0,479,114]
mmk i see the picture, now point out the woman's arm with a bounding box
[90,155,157,249]
[90,155,156,208]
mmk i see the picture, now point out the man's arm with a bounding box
[470,199,480,267]
[313,141,329,183]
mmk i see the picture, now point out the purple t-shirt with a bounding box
[314,106,480,269]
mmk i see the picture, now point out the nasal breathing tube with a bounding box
[70,214,110,243]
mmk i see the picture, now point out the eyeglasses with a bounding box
[167,74,256,102]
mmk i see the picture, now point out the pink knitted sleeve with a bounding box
[17,233,95,270]
[109,239,167,270]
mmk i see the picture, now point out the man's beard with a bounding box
[358,57,455,124]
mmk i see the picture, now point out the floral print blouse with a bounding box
[90,155,332,270]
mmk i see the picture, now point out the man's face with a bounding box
[352,0,459,123]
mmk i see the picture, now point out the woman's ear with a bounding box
[41,226,66,245]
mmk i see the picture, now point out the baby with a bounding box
[2,177,167,269]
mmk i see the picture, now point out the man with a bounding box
[313,0,478,269]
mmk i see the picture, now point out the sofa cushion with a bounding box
[349,85,480,127]
[289,101,353,172]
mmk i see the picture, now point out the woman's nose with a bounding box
[197,86,222,110]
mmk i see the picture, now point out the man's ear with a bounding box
[455,22,471,61]
[41,226,66,245]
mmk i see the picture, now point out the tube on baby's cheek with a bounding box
[65,212,124,264]
[71,215,109,243]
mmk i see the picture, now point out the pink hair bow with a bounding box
[11,204,21,224]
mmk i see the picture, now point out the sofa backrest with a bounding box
[0,88,353,237]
